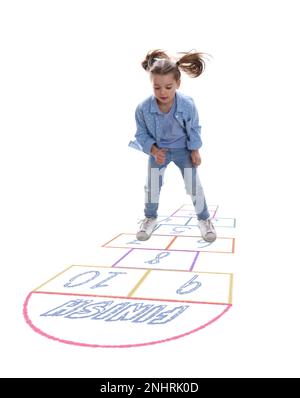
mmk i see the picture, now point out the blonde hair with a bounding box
[141,49,207,80]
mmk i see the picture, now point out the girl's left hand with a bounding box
[191,150,201,167]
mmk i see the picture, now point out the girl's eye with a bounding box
[154,87,173,89]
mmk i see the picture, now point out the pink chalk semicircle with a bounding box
[23,292,232,348]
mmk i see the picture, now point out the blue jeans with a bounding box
[144,148,210,220]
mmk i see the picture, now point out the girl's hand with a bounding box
[191,150,201,167]
[151,145,167,165]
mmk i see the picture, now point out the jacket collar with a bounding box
[150,92,184,114]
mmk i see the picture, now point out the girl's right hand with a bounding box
[151,145,167,165]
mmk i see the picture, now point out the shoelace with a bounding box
[204,219,215,233]
[138,218,156,232]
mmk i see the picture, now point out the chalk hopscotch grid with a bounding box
[34,204,235,305]
[24,203,236,350]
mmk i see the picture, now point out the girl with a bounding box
[129,49,216,242]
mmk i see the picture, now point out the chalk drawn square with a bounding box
[168,236,235,253]
[153,224,201,237]
[113,249,198,271]
[102,233,173,250]
[170,209,196,217]
[35,265,147,297]
[172,204,219,217]
[179,204,219,213]
[186,217,236,228]
[156,216,191,226]
[131,269,232,305]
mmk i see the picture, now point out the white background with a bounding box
[1,0,300,377]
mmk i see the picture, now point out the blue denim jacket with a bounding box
[129,91,202,154]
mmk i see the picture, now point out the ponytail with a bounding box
[141,49,208,80]
[141,49,170,71]
[176,50,206,78]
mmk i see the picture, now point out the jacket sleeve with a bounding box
[187,100,203,150]
[134,105,156,155]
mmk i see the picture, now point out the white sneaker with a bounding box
[136,217,158,241]
[198,218,217,242]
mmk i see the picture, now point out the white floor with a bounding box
[1,0,300,378]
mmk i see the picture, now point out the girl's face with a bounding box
[151,73,180,107]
